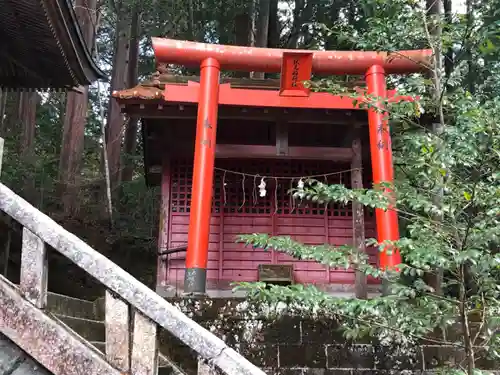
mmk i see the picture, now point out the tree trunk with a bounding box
[4,92,21,137]
[287,0,305,48]
[425,0,444,295]
[105,2,131,193]
[443,0,453,80]
[248,0,256,47]
[253,0,270,79]
[121,4,141,184]
[459,265,475,375]
[0,90,7,136]
[59,91,89,214]
[268,0,279,48]
[465,0,475,94]
[233,11,252,78]
[18,91,39,160]
[58,0,97,215]
[351,127,367,299]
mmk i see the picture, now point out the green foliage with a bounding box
[290,178,392,209]
[2,0,499,372]
[238,233,384,278]
[234,1,500,373]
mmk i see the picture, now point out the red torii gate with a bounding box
[152,38,432,295]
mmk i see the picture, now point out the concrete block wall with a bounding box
[160,298,499,375]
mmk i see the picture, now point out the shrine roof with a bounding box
[113,75,294,102]
[112,66,365,104]
[0,0,105,90]
[121,73,369,187]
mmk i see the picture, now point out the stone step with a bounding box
[158,353,186,375]
[93,296,105,321]
[89,342,183,375]
[52,314,105,342]
[89,341,105,354]
[47,292,96,320]
[47,293,186,375]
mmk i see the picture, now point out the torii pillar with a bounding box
[152,38,431,294]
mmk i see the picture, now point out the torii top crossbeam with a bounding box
[152,37,431,75]
[150,37,432,295]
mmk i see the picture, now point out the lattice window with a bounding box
[170,158,354,217]
[170,158,192,213]
[170,158,223,213]
[217,160,273,214]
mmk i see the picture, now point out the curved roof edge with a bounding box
[43,0,106,85]
[0,0,105,90]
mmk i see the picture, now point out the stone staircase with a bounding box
[45,292,184,375]
[0,157,265,375]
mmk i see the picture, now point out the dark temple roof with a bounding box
[0,0,105,90]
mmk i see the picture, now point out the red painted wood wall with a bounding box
[161,158,378,290]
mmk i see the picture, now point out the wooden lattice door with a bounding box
[166,158,377,290]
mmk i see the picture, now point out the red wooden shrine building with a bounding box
[113,39,431,297]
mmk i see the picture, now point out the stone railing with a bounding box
[0,139,265,375]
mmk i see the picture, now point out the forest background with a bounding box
[0,0,498,300]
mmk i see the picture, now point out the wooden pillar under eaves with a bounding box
[351,126,368,299]
[275,121,289,156]
[157,126,172,292]
[157,154,171,290]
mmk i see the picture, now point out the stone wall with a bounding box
[160,298,499,375]
[0,333,50,375]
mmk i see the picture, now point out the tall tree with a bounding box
[18,91,39,160]
[105,0,131,192]
[424,0,445,295]
[0,90,7,136]
[233,7,253,78]
[267,0,280,48]
[253,0,270,79]
[239,2,500,373]
[121,3,141,183]
[3,92,20,138]
[58,0,98,215]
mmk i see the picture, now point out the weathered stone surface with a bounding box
[305,371,351,375]
[373,344,423,371]
[0,333,50,375]
[105,291,130,371]
[10,360,51,375]
[300,319,344,344]
[262,369,303,375]
[198,360,217,375]
[326,345,375,369]
[46,293,96,320]
[158,330,198,375]
[19,228,47,309]
[473,350,498,370]
[279,344,326,368]
[169,298,247,321]
[259,317,301,344]
[164,296,500,374]
[0,278,120,375]
[0,183,265,375]
[54,315,104,342]
[93,297,105,320]
[239,344,277,367]
[131,311,159,375]
[421,345,464,370]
